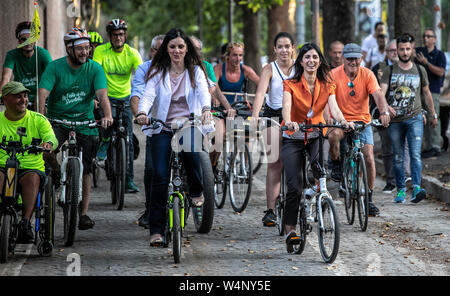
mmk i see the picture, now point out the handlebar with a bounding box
[49,118,99,129]
[0,139,50,155]
[134,113,203,132]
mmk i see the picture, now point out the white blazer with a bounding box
[138,65,211,136]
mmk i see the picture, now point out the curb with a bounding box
[374,157,450,204]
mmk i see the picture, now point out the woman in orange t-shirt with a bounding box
[281,43,352,251]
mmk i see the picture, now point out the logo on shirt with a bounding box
[62,91,86,105]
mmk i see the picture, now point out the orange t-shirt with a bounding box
[330,65,380,124]
[283,75,336,135]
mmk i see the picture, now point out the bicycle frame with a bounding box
[168,152,185,232]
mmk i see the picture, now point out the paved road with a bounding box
[1,128,449,276]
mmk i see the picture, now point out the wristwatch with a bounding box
[433,113,438,119]
[382,111,390,116]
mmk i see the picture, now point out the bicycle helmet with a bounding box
[88,31,103,44]
[106,19,127,33]
[15,21,31,39]
[64,27,91,46]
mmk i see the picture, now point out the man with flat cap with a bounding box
[327,43,391,217]
[0,81,57,243]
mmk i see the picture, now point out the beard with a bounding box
[398,55,411,63]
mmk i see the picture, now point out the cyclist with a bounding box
[251,32,296,227]
[130,34,165,228]
[94,18,143,193]
[135,28,212,247]
[281,43,351,249]
[0,81,57,243]
[0,22,52,111]
[213,42,260,104]
[327,43,390,217]
[88,31,104,59]
[38,28,113,230]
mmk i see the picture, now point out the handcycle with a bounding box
[211,107,254,213]
[137,114,215,263]
[49,119,98,247]
[280,122,342,264]
[340,119,383,231]
[0,127,55,263]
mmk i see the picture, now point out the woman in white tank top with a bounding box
[252,32,295,226]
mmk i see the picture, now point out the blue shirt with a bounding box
[416,46,446,93]
[130,60,152,99]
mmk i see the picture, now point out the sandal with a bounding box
[150,234,164,247]
[190,195,204,208]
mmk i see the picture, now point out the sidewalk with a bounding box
[373,130,450,205]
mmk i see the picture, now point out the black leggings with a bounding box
[281,137,320,226]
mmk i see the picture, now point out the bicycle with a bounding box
[104,100,130,210]
[0,127,55,263]
[340,119,382,231]
[211,108,254,213]
[281,122,341,264]
[138,115,215,263]
[49,119,98,247]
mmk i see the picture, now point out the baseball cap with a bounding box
[343,43,362,59]
[1,81,30,97]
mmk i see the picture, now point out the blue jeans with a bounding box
[388,113,423,190]
[148,131,204,236]
[144,136,153,211]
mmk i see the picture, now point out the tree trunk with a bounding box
[238,2,261,94]
[395,0,422,46]
[267,0,295,61]
[322,0,355,54]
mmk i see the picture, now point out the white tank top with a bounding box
[266,61,295,110]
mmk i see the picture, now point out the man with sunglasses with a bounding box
[328,43,390,217]
[380,33,437,204]
[415,28,446,158]
[0,22,52,111]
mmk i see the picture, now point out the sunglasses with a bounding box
[348,81,355,97]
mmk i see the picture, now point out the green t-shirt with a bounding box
[0,110,58,172]
[93,43,142,98]
[204,60,217,83]
[3,46,53,103]
[39,57,107,135]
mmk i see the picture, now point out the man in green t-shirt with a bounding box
[0,81,58,243]
[38,28,113,230]
[0,22,53,110]
[93,19,143,193]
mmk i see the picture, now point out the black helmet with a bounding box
[106,19,127,33]
[15,21,32,39]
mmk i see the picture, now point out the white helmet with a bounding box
[64,27,91,46]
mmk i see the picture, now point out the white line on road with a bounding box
[0,244,32,276]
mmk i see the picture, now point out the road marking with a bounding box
[0,244,32,276]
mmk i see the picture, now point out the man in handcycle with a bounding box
[0,82,57,243]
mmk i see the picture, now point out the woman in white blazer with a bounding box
[135,28,212,246]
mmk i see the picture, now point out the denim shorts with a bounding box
[359,123,374,145]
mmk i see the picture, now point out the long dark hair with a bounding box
[290,43,331,83]
[145,28,207,88]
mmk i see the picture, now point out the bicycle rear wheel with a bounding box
[0,213,12,263]
[229,144,253,213]
[214,151,227,209]
[92,161,99,188]
[41,175,55,255]
[172,195,182,264]
[317,195,340,264]
[192,152,215,234]
[108,145,117,205]
[63,158,80,247]
[291,205,307,255]
[276,171,287,236]
[343,158,355,225]
[356,153,369,231]
[115,138,126,210]
[251,136,265,175]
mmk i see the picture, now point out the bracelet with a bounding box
[202,106,211,112]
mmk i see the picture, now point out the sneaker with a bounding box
[394,189,406,203]
[411,186,426,203]
[17,219,34,244]
[421,148,440,158]
[126,181,140,193]
[330,160,343,182]
[262,209,276,227]
[368,202,379,217]
[138,210,150,229]
[96,140,110,161]
[78,215,95,230]
[382,184,396,194]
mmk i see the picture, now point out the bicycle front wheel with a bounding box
[214,151,228,209]
[276,171,287,236]
[63,158,80,247]
[0,213,12,263]
[251,136,265,175]
[343,158,355,225]
[317,195,340,264]
[43,174,56,254]
[229,144,252,213]
[115,138,126,211]
[356,153,369,231]
[172,195,182,264]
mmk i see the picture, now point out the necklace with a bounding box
[170,68,185,75]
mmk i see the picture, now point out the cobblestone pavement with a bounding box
[1,129,449,276]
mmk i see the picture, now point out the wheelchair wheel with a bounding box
[42,175,56,255]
